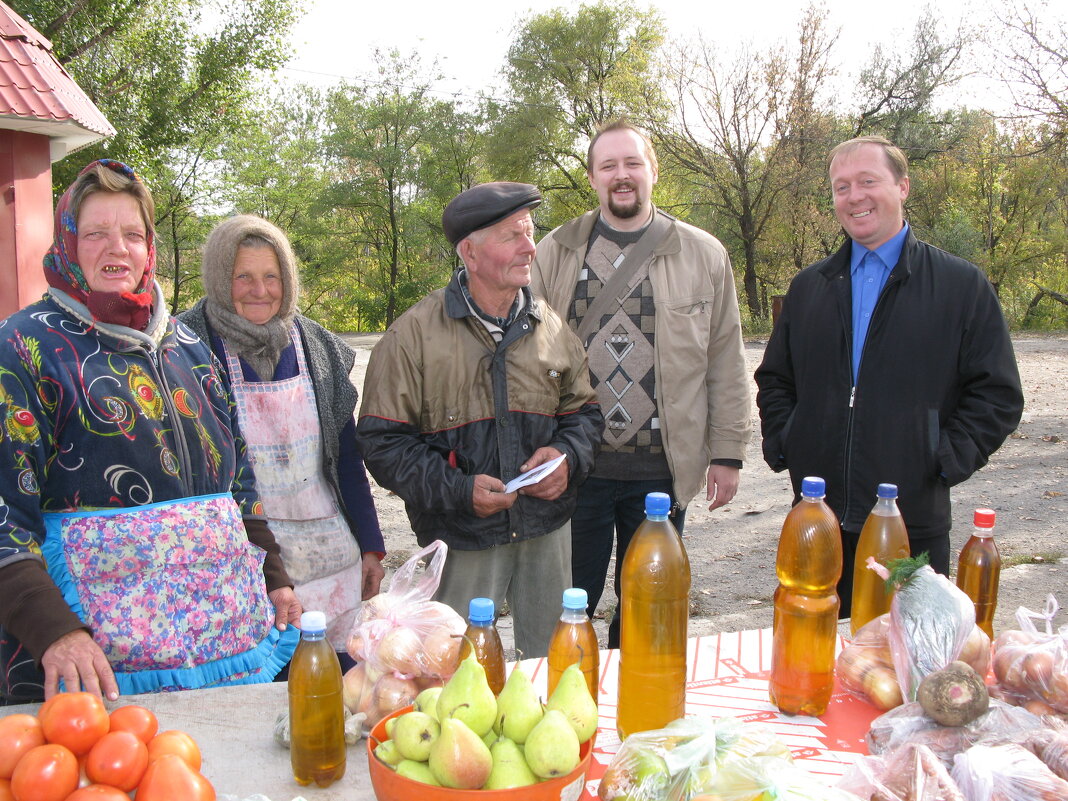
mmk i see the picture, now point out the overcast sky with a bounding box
[278,0,1004,109]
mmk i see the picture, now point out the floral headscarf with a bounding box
[43,159,157,330]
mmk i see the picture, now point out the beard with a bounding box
[606,183,644,219]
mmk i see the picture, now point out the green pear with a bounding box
[482,728,499,749]
[392,710,440,762]
[493,665,544,744]
[522,708,580,779]
[484,736,539,789]
[428,717,493,789]
[396,759,442,786]
[546,662,598,743]
[414,686,443,720]
[436,652,497,737]
[374,738,404,768]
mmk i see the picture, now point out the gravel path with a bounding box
[342,333,1068,649]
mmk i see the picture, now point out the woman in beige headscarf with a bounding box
[180,215,384,668]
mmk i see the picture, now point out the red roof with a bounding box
[0,1,114,159]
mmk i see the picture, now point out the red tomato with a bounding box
[145,730,201,771]
[37,693,110,756]
[84,731,147,791]
[9,743,78,801]
[64,786,130,801]
[107,706,158,745]
[0,778,14,801]
[0,714,45,778]
[136,754,215,801]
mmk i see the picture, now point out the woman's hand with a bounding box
[268,586,303,630]
[41,630,119,701]
[361,553,385,600]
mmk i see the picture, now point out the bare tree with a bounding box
[653,5,839,318]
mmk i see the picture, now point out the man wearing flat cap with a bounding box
[356,182,604,657]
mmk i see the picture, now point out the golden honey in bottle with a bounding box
[770,476,842,717]
[289,611,346,787]
[851,483,910,634]
[458,597,506,695]
[548,587,599,699]
[956,508,1001,639]
[617,492,690,738]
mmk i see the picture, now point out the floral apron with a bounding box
[42,493,297,695]
[223,326,362,650]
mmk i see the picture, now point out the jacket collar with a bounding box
[443,270,543,323]
[819,227,919,283]
[48,282,172,351]
[554,206,681,256]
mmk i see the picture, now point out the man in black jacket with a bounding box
[754,136,1024,617]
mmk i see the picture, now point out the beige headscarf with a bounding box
[200,215,300,380]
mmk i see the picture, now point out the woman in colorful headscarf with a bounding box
[180,215,384,669]
[0,161,301,702]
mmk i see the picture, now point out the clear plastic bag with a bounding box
[596,716,791,801]
[990,594,1068,715]
[697,756,864,801]
[838,613,991,712]
[866,699,1045,767]
[951,743,1068,801]
[888,565,976,702]
[837,742,965,801]
[342,541,466,733]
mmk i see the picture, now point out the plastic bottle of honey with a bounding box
[956,508,1001,639]
[289,610,346,787]
[850,483,910,634]
[617,492,690,738]
[548,587,600,699]
[770,476,843,717]
[459,597,506,695]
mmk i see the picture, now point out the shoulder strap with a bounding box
[574,210,673,347]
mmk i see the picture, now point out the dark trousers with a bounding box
[570,476,687,649]
[837,529,951,620]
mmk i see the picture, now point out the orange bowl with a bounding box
[367,705,593,801]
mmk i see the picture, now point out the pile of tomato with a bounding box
[0,692,215,801]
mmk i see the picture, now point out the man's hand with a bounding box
[41,630,119,701]
[361,553,385,600]
[472,474,517,517]
[518,447,568,501]
[269,586,303,630]
[706,464,740,511]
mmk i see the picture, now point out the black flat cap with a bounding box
[442,182,542,246]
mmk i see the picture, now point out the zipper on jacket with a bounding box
[842,270,900,526]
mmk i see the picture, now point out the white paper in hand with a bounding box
[504,453,567,494]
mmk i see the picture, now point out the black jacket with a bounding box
[755,231,1024,539]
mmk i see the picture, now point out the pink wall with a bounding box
[0,130,51,319]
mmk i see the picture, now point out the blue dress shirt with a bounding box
[850,223,909,382]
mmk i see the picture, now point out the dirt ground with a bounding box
[342,332,1068,646]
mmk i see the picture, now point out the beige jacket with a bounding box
[531,209,751,507]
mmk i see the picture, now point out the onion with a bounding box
[1021,649,1055,691]
[376,626,424,675]
[958,625,991,676]
[359,592,399,623]
[369,674,419,725]
[346,632,366,661]
[422,628,462,678]
[342,664,374,714]
[862,667,904,710]
[422,601,466,634]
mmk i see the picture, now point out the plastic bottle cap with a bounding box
[974,508,996,528]
[300,611,327,632]
[645,492,671,515]
[801,476,825,497]
[469,597,495,623]
[877,483,898,499]
[562,588,588,610]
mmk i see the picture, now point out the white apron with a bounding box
[224,325,362,650]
